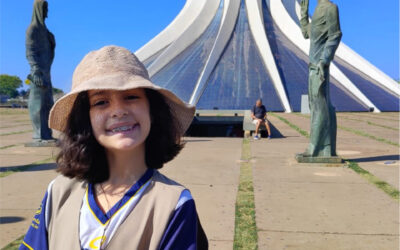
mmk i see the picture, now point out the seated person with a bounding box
[251,99,271,140]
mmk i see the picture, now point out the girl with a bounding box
[20,46,207,249]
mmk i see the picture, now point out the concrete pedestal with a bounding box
[295,153,343,164]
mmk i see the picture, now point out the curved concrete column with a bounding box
[266,0,380,112]
[290,1,400,96]
[135,0,204,62]
[335,43,400,96]
[189,0,241,106]
[148,0,221,77]
[245,0,292,112]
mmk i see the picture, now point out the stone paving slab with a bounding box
[0,137,241,249]
[0,131,60,148]
[0,209,37,247]
[352,112,399,120]
[338,113,399,128]
[258,231,399,250]
[0,132,34,148]
[0,144,57,168]
[0,144,58,157]
[161,138,242,249]
[277,113,399,190]
[0,164,58,248]
[0,155,50,168]
[0,121,31,127]
[0,125,33,135]
[337,113,399,122]
[336,116,398,142]
[0,114,29,121]
[360,163,399,190]
[251,116,399,250]
[0,111,399,250]
[208,240,233,250]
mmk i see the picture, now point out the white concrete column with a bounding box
[148,0,221,77]
[245,0,292,112]
[135,0,204,62]
[266,0,380,112]
[291,1,400,96]
[189,0,241,106]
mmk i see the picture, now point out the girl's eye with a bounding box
[92,100,107,106]
[125,95,139,100]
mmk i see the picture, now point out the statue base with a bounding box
[295,153,342,164]
[25,139,57,147]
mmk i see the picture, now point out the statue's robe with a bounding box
[300,0,342,156]
[26,0,55,140]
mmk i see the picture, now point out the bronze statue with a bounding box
[26,0,55,143]
[297,0,342,162]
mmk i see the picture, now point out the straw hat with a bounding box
[49,45,195,135]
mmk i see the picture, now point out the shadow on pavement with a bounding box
[349,155,400,163]
[0,216,25,224]
[0,163,56,173]
[260,122,285,138]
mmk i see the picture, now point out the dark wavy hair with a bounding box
[56,89,184,183]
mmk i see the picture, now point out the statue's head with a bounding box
[43,1,48,19]
[256,99,262,107]
[30,0,48,26]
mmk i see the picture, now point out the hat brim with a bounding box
[49,74,195,136]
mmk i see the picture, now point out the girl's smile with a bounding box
[88,88,151,152]
[106,122,139,135]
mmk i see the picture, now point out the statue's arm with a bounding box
[299,0,310,39]
[26,29,43,71]
[26,29,46,87]
[320,4,342,65]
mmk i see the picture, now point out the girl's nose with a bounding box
[110,101,128,118]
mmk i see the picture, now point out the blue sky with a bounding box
[0,0,398,93]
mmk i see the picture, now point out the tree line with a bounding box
[0,74,63,98]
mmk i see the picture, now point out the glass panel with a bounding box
[334,57,399,111]
[196,1,284,111]
[281,0,300,25]
[262,0,368,111]
[143,46,168,68]
[330,77,369,111]
[150,1,224,102]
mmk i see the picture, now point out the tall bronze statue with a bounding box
[297,0,342,162]
[26,0,55,143]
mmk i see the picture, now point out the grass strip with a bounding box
[12,119,31,123]
[0,130,32,136]
[272,113,399,201]
[0,123,31,129]
[337,125,399,147]
[338,116,399,131]
[0,109,29,115]
[270,113,309,138]
[346,161,399,201]
[293,113,399,147]
[0,157,55,178]
[1,235,25,250]
[233,138,258,250]
[366,121,398,131]
[0,144,19,150]
[360,114,398,122]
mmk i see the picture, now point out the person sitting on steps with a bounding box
[251,99,271,140]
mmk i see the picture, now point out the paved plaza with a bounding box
[0,109,399,249]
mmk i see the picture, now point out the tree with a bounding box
[0,74,22,98]
[19,89,28,98]
[52,87,64,95]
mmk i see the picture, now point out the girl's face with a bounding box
[88,88,151,153]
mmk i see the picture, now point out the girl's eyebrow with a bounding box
[88,91,106,99]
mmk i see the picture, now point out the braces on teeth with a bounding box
[111,126,132,132]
